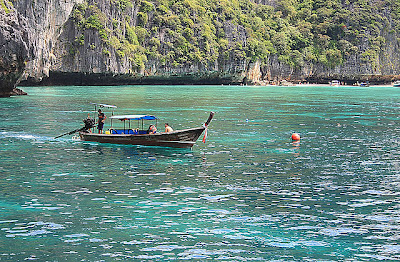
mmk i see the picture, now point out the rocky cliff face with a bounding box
[0,1,30,97]
[43,0,250,85]
[0,0,83,96]
[1,0,400,96]
[12,0,83,82]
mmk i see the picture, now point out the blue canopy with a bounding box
[109,114,157,121]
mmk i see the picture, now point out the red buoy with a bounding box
[291,133,300,141]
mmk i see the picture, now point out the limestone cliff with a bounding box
[42,0,249,85]
[1,0,400,96]
[0,0,30,97]
[12,0,83,82]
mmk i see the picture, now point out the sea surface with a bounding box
[1,85,400,261]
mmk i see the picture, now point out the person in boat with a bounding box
[97,109,106,134]
[164,123,173,133]
[147,125,157,134]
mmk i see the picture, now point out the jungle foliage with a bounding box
[70,0,400,72]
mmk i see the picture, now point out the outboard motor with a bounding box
[54,117,96,139]
[82,117,95,132]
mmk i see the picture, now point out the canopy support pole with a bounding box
[111,110,114,129]
[94,105,97,121]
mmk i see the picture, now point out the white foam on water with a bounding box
[0,131,50,141]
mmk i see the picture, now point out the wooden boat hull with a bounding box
[79,126,206,148]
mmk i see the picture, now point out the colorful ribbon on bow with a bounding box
[202,124,208,143]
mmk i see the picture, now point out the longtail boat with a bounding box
[54,103,214,148]
[79,112,214,148]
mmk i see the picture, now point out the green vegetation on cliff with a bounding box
[68,0,400,74]
[0,0,13,14]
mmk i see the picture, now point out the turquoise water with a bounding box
[1,85,400,261]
